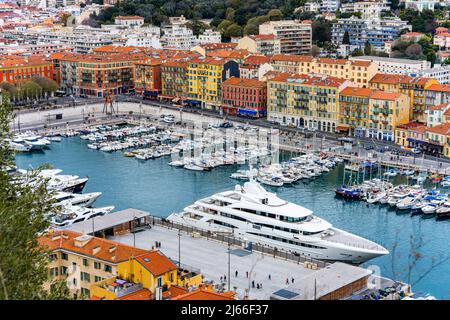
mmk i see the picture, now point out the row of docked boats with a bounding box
[8,131,61,152]
[230,154,343,187]
[335,178,450,220]
[125,144,173,160]
[10,168,114,228]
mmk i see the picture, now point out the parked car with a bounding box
[411,148,422,154]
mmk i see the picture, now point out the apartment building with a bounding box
[161,24,197,50]
[59,53,138,97]
[368,91,410,141]
[114,16,145,27]
[433,32,450,51]
[239,55,273,81]
[425,83,450,109]
[160,60,189,101]
[369,73,439,122]
[237,34,281,56]
[405,0,438,12]
[90,250,179,300]
[332,17,411,50]
[270,55,378,88]
[0,55,53,84]
[338,87,375,137]
[133,58,162,98]
[259,20,312,55]
[340,1,384,20]
[321,0,340,12]
[198,29,222,44]
[267,73,352,132]
[186,57,240,110]
[38,230,148,299]
[425,103,450,127]
[221,77,267,118]
[395,121,427,148]
[349,56,431,76]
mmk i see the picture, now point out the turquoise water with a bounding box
[15,137,450,299]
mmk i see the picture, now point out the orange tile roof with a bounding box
[242,55,270,66]
[162,285,188,299]
[38,230,148,264]
[189,57,230,66]
[0,55,52,68]
[222,77,266,88]
[117,289,153,300]
[207,49,250,60]
[269,72,347,87]
[426,122,450,135]
[429,103,449,111]
[172,288,234,300]
[396,121,427,132]
[115,15,144,20]
[134,251,177,276]
[370,91,402,101]
[370,73,414,84]
[426,83,450,92]
[250,34,277,41]
[436,32,450,37]
[199,43,238,50]
[161,60,189,68]
[341,86,374,97]
[402,32,424,37]
[317,57,347,65]
[271,54,314,63]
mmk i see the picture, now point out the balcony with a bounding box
[91,277,144,300]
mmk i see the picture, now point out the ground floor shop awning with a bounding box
[336,125,350,131]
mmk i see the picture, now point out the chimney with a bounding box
[74,234,93,248]
[92,246,101,255]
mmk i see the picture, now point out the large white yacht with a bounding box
[167,180,389,264]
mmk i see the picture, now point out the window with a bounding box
[81,272,90,282]
[61,252,68,260]
[157,277,163,287]
[60,266,68,275]
[104,265,112,273]
[83,259,89,267]
[94,276,103,283]
[94,262,101,270]
[49,253,58,261]
[80,287,90,297]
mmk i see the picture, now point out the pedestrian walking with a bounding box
[256,284,260,289]
[252,280,255,288]
[291,277,295,284]
[220,276,223,282]
[235,270,238,277]
[246,271,249,278]
[224,275,226,281]
[268,274,271,280]
[286,278,289,285]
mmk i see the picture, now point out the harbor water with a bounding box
[15,137,450,299]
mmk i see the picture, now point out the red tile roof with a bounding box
[268,73,347,87]
[426,83,450,93]
[134,251,177,276]
[38,230,148,264]
[117,289,153,300]
[171,288,234,300]
[425,122,450,135]
[222,77,266,88]
[370,91,402,101]
[341,86,374,97]
[271,54,314,63]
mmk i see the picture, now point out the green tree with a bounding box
[267,9,283,21]
[224,23,243,38]
[218,19,233,34]
[0,98,71,300]
[20,81,42,100]
[32,77,59,95]
[364,41,373,56]
[342,30,350,45]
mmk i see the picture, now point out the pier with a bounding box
[66,208,404,300]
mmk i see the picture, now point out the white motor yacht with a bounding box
[167,179,388,264]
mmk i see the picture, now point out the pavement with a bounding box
[110,225,316,300]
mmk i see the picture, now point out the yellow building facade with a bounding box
[368,91,410,141]
[267,73,352,132]
[369,74,439,122]
[270,55,378,88]
[187,57,239,110]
